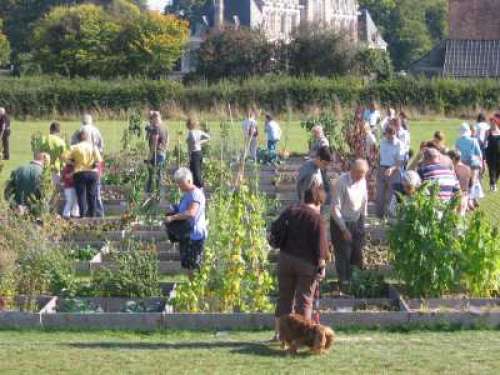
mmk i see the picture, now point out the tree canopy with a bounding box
[0,19,10,66]
[31,1,189,78]
[359,0,448,70]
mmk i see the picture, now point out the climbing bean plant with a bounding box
[173,185,275,313]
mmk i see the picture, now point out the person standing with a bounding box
[72,114,105,216]
[331,159,369,287]
[61,160,80,219]
[417,148,460,202]
[485,113,500,192]
[265,114,281,164]
[392,118,411,168]
[296,146,333,208]
[448,150,472,215]
[145,111,168,192]
[40,122,67,174]
[65,130,103,217]
[309,125,330,158]
[0,107,11,160]
[164,168,207,279]
[376,126,403,218]
[363,101,381,133]
[455,123,483,206]
[4,152,49,212]
[475,113,490,156]
[242,111,258,162]
[186,118,210,189]
[274,184,329,321]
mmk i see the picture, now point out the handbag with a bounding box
[268,210,289,249]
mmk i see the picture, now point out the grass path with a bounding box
[0,329,499,374]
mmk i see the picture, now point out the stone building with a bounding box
[176,0,386,74]
[410,0,500,77]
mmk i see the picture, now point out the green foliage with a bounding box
[2,76,500,117]
[359,0,448,70]
[459,211,500,297]
[353,48,393,80]
[0,19,10,66]
[389,187,500,298]
[30,2,189,78]
[301,112,351,159]
[92,241,161,297]
[349,268,387,298]
[173,186,275,313]
[287,25,356,77]
[165,0,211,27]
[196,27,275,81]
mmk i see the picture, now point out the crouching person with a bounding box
[165,167,207,279]
[274,184,329,331]
[331,159,369,290]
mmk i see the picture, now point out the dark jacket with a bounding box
[277,204,328,267]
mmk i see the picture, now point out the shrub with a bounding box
[1,75,500,117]
[31,2,188,78]
[287,25,356,77]
[388,187,500,297]
[0,19,10,66]
[196,27,275,81]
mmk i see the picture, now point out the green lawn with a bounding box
[0,329,498,374]
[1,116,498,225]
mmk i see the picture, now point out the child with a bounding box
[62,160,80,218]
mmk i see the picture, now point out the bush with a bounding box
[1,75,500,117]
[388,187,500,298]
[196,27,275,81]
[287,25,356,77]
[31,2,188,78]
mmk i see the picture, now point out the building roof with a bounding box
[443,39,500,77]
[409,39,500,78]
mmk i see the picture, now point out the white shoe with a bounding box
[492,185,497,192]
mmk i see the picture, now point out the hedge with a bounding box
[0,75,499,117]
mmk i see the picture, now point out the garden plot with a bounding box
[0,296,53,329]
[41,296,173,330]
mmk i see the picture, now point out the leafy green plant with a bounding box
[459,211,500,297]
[389,186,499,298]
[349,268,387,298]
[92,240,160,298]
[301,112,351,159]
[173,186,274,313]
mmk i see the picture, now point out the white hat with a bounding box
[459,122,471,137]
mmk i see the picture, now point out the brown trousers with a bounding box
[276,252,319,320]
[331,216,365,284]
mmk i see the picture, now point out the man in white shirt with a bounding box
[376,125,403,218]
[392,118,410,166]
[331,159,369,286]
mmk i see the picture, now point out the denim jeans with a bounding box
[74,171,98,217]
[267,140,279,162]
[146,153,166,193]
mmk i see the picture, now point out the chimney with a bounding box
[214,0,224,30]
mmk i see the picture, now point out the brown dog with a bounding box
[279,314,335,354]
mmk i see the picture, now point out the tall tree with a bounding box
[31,1,189,77]
[359,0,448,70]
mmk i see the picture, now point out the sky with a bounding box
[147,0,170,12]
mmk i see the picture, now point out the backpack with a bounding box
[268,210,289,249]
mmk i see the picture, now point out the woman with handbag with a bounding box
[164,168,207,279]
[271,183,329,328]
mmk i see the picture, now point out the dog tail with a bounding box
[324,327,335,350]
